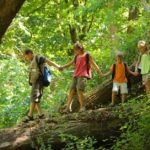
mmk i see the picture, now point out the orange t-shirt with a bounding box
[110,63,127,83]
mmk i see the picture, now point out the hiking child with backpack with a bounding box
[137,40,150,97]
[103,52,137,106]
[60,41,103,112]
[23,49,60,122]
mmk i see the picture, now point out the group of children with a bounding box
[23,40,150,122]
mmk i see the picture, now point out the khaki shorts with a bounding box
[71,77,87,91]
[112,82,128,94]
[142,73,150,85]
[31,79,43,103]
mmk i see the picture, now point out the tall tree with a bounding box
[0,0,25,41]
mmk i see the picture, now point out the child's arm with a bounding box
[103,64,113,77]
[89,55,103,77]
[45,59,60,69]
[126,66,139,76]
[60,59,74,70]
[103,71,112,77]
[135,55,141,72]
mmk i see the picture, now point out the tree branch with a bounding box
[27,0,50,16]
[87,15,94,32]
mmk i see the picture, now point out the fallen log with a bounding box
[0,107,130,150]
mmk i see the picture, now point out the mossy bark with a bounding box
[0,108,126,150]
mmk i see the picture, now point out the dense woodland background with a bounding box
[0,0,150,149]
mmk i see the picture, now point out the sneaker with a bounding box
[39,114,45,119]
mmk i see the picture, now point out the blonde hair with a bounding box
[138,40,148,50]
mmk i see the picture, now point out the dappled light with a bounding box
[0,0,150,149]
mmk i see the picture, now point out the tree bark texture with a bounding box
[0,0,25,41]
[0,108,128,150]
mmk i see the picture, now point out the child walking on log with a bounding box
[60,41,102,112]
[103,52,137,106]
[23,49,60,122]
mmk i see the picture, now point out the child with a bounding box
[60,41,102,112]
[103,52,137,106]
[23,49,60,122]
[137,40,150,96]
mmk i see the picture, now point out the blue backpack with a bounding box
[36,55,52,87]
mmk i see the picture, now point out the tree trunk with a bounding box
[0,0,25,41]
[0,108,128,150]
[127,6,139,34]
[69,25,78,44]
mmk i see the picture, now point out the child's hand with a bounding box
[59,66,64,71]
[99,73,104,78]
[134,72,139,76]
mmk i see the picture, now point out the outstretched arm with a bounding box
[103,64,113,77]
[127,66,139,76]
[61,59,74,69]
[103,71,112,76]
[89,55,103,77]
[45,59,60,69]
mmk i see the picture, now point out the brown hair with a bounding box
[115,51,124,59]
[74,41,84,51]
[24,49,33,55]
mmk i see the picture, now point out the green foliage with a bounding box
[0,57,29,128]
[34,134,97,150]
[0,57,67,128]
[113,97,150,150]
[34,136,53,150]
[60,134,97,150]
[0,0,150,149]
[1,0,149,60]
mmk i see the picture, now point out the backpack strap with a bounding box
[86,53,90,75]
[35,55,45,74]
[112,64,116,80]
[35,55,39,66]
[124,63,127,76]
[74,55,78,64]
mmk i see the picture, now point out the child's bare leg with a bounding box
[28,102,36,117]
[66,89,75,110]
[36,103,43,116]
[121,94,126,103]
[77,89,84,109]
[112,92,116,105]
